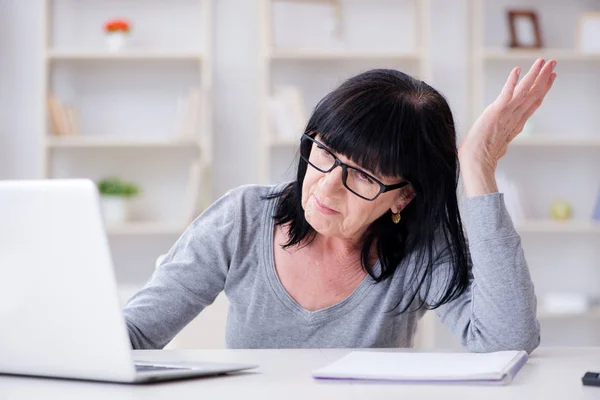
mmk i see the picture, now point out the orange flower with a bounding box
[104,19,131,33]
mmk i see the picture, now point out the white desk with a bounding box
[1,347,599,399]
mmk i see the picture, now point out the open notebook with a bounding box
[312,350,528,385]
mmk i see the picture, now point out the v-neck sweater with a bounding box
[124,184,540,352]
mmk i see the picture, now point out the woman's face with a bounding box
[301,138,413,242]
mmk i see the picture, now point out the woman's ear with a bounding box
[391,187,415,214]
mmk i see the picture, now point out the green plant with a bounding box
[97,178,140,198]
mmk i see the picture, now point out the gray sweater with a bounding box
[123,184,540,352]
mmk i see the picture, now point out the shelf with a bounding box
[47,136,200,149]
[511,137,600,147]
[482,48,600,61]
[106,222,187,236]
[269,49,422,61]
[516,220,600,234]
[538,308,600,320]
[47,50,203,61]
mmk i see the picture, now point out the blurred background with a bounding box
[1,0,599,349]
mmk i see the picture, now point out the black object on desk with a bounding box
[582,372,600,386]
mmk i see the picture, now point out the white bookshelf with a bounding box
[259,0,431,184]
[40,0,213,311]
[269,50,423,61]
[512,137,600,147]
[47,136,201,149]
[538,308,600,320]
[47,50,204,61]
[469,0,600,346]
[517,220,600,234]
[482,48,600,62]
[42,0,213,230]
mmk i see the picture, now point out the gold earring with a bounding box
[391,211,401,224]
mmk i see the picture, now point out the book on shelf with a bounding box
[47,95,80,137]
[268,85,307,142]
[174,86,202,140]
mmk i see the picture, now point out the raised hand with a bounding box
[459,58,557,197]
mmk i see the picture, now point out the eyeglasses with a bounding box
[300,134,409,201]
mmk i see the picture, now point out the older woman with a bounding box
[124,58,556,353]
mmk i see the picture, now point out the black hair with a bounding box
[265,69,470,313]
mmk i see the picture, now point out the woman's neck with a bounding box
[281,224,378,271]
[309,232,378,272]
[313,233,362,261]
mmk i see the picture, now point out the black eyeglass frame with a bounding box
[300,133,410,201]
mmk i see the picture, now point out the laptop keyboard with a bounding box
[135,364,190,372]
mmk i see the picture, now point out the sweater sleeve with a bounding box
[431,193,540,353]
[123,189,240,349]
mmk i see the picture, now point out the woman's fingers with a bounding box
[521,73,557,122]
[470,59,556,151]
[515,61,557,116]
[509,58,546,110]
[497,67,521,107]
[508,72,557,142]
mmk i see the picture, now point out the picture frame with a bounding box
[507,10,543,49]
[576,12,600,53]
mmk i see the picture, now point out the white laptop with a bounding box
[0,179,257,383]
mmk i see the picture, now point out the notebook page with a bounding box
[313,351,525,380]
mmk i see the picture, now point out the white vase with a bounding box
[105,32,127,52]
[100,196,129,225]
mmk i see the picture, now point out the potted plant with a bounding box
[97,178,140,225]
[104,19,131,52]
